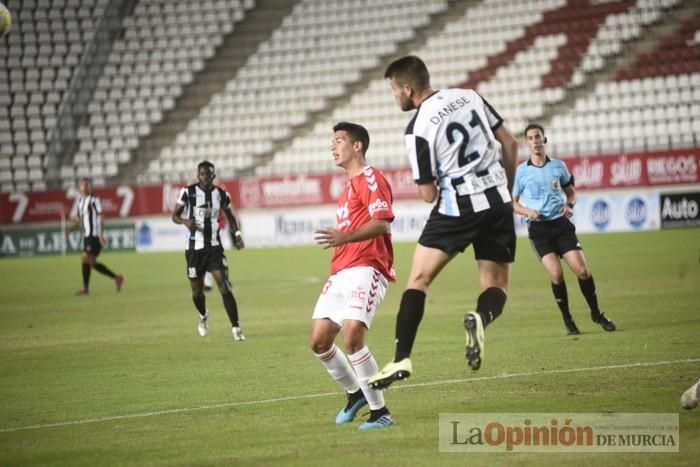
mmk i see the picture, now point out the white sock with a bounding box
[314,343,360,393]
[349,346,385,410]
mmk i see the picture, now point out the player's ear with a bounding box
[543,136,548,144]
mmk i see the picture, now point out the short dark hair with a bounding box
[198,160,215,173]
[384,55,430,91]
[333,122,370,155]
[524,123,545,137]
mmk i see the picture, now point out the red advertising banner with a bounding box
[1,148,698,224]
[567,148,700,189]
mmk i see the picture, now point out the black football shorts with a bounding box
[185,246,228,279]
[418,202,516,263]
[527,216,582,259]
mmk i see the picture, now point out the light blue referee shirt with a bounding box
[512,156,573,221]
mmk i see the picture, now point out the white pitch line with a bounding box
[2,357,698,434]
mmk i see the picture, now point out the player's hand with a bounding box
[313,228,344,249]
[527,209,540,221]
[183,218,197,232]
[560,205,573,218]
[232,230,245,250]
[99,234,106,246]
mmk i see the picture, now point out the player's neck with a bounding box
[530,153,547,167]
[344,159,367,178]
[415,87,435,107]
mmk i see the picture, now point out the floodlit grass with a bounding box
[0,229,698,466]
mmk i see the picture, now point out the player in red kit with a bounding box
[310,122,395,431]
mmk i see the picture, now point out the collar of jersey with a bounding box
[527,155,551,167]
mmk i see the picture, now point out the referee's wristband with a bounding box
[566,202,575,209]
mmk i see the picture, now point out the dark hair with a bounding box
[384,55,430,91]
[333,122,370,155]
[198,160,215,173]
[524,123,545,137]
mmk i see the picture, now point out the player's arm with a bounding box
[98,212,106,245]
[66,214,80,234]
[314,219,391,250]
[171,203,195,232]
[224,205,244,250]
[494,124,518,191]
[512,194,539,221]
[417,181,438,203]
[561,184,576,218]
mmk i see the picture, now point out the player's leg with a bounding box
[464,260,510,370]
[77,249,94,295]
[210,250,245,340]
[340,269,393,429]
[530,222,579,334]
[186,250,209,336]
[344,322,393,430]
[90,241,124,292]
[310,316,365,424]
[541,253,579,335]
[369,245,452,390]
[465,207,516,370]
[203,272,213,292]
[560,235,615,331]
[397,244,453,357]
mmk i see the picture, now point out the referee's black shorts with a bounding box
[527,216,582,259]
[185,246,228,279]
[418,202,516,263]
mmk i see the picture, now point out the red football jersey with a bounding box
[330,166,395,282]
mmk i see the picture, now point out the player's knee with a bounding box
[407,272,432,291]
[309,336,332,355]
[575,267,591,279]
[343,335,364,355]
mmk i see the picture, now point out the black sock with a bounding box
[551,282,572,320]
[192,293,207,317]
[93,262,116,278]
[222,291,239,327]
[368,406,389,421]
[476,287,507,327]
[578,276,601,317]
[394,289,426,361]
[82,263,91,289]
[348,389,364,403]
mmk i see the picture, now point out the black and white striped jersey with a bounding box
[404,88,511,217]
[77,194,103,238]
[176,184,232,250]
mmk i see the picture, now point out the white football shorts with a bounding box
[312,266,388,329]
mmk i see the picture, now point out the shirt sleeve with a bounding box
[406,133,434,185]
[361,169,394,222]
[479,94,504,131]
[559,161,574,187]
[219,187,232,209]
[176,187,188,206]
[93,196,103,214]
[512,164,524,197]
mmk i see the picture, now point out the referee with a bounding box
[512,124,616,335]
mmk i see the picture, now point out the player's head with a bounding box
[332,121,370,156]
[197,160,216,189]
[384,55,431,111]
[524,123,547,156]
[78,177,92,195]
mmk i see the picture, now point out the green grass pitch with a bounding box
[0,229,698,466]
